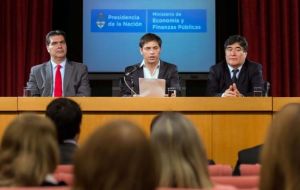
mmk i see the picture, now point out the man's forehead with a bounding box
[226,43,242,48]
[50,35,65,41]
[142,41,159,47]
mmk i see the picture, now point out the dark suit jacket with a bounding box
[206,60,264,96]
[59,142,77,164]
[232,144,262,176]
[27,60,91,96]
[120,60,181,96]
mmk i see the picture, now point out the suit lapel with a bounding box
[158,61,165,79]
[236,61,248,86]
[134,65,143,93]
[44,61,53,96]
[137,65,144,78]
[64,60,73,93]
[222,63,232,87]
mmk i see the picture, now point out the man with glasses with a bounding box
[26,30,91,97]
[206,35,264,97]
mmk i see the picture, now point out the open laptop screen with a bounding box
[139,78,166,97]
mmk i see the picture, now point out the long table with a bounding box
[1,97,300,166]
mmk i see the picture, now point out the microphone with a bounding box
[123,65,142,96]
[125,65,141,76]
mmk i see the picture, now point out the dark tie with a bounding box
[54,64,62,97]
[232,69,239,83]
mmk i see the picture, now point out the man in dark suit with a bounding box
[46,98,82,164]
[233,144,262,175]
[120,33,181,96]
[207,35,264,97]
[26,30,91,97]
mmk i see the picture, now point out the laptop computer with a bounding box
[139,78,166,97]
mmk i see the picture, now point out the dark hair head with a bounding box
[45,98,82,144]
[73,120,158,190]
[45,30,66,46]
[139,33,162,48]
[224,35,248,52]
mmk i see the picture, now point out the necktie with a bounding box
[232,69,239,83]
[54,64,62,97]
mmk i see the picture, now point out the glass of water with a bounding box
[253,87,263,97]
[167,87,177,97]
[23,87,32,97]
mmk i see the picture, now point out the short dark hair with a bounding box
[45,30,66,46]
[224,35,248,52]
[46,98,82,144]
[139,33,162,48]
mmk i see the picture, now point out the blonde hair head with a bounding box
[151,112,212,188]
[260,103,300,190]
[0,113,59,186]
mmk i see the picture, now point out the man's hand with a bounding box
[222,83,243,97]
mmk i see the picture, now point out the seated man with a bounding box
[206,35,264,97]
[46,98,82,164]
[26,30,91,97]
[232,144,262,175]
[120,33,181,96]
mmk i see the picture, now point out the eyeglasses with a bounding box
[225,47,245,53]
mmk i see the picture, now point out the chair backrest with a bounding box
[211,176,259,189]
[54,165,73,174]
[156,188,201,190]
[53,165,74,186]
[208,164,233,176]
[0,187,70,190]
[157,186,236,190]
[54,173,73,186]
[239,164,260,176]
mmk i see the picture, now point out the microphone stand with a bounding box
[123,75,137,96]
[123,66,139,96]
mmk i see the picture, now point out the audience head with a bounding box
[150,112,212,188]
[260,103,300,190]
[0,113,59,187]
[46,98,82,144]
[73,120,158,190]
[224,35,248,68]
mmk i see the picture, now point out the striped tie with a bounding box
[232,69,239,83]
